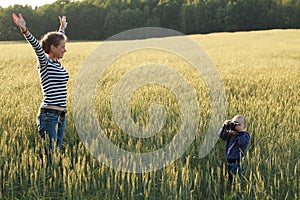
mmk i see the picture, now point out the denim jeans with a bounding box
[36,110,66,150]
[227,161,246,185]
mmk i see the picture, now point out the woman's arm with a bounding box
[12,13,47,68]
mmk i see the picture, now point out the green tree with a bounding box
[181,3,200,34]
[64,1,105,40]
[281,0,300,28]
[35,3,64,35]
[154,0,181,31]
[0,5,36,40]
[104,8,122,37]
[1,0,300,41]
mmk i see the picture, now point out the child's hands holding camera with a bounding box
[224,120,238,135]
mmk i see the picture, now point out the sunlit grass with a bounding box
[0,29,299,199]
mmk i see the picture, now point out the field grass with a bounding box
[0,29,299,199]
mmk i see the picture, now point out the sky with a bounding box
[0,0,58,8]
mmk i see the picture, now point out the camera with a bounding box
[226,121,240,131]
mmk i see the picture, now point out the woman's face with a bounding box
[51,40,66,59]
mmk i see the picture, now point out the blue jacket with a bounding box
[218,126,250,160]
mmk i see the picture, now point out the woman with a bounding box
[12,13,69,152]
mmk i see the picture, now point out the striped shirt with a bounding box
[24,31,69,108]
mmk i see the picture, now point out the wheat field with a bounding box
[0,29,299,199]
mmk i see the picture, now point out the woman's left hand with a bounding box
[59,16,68,31]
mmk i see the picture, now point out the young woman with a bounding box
[12,13,69,152]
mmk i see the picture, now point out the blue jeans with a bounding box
[37,110,66,150]
[227,161,246,185]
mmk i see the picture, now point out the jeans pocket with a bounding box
[46,112,58,119]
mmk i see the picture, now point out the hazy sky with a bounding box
[0,0,57,8]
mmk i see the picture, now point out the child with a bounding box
[218,115,250,187]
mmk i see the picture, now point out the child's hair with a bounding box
[41,31,67,54]
[234,115,246,125]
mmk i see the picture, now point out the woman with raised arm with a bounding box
[12,13,69,158]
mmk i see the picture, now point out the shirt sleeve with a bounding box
[23,31,47,68]
[237,132,250,147]
[218,125,228,141]
[58,29,65,34]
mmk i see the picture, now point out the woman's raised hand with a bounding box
[59,16,68,31]
[12,13,27,32]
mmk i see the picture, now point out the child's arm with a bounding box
[218,125,229,140]
[218,120,231,140]
[237,132,250,147]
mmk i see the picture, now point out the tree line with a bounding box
[1,0,299,41]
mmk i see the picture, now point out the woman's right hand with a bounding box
[12,13,27,32]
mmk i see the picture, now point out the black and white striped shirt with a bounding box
[24,31,69,108]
